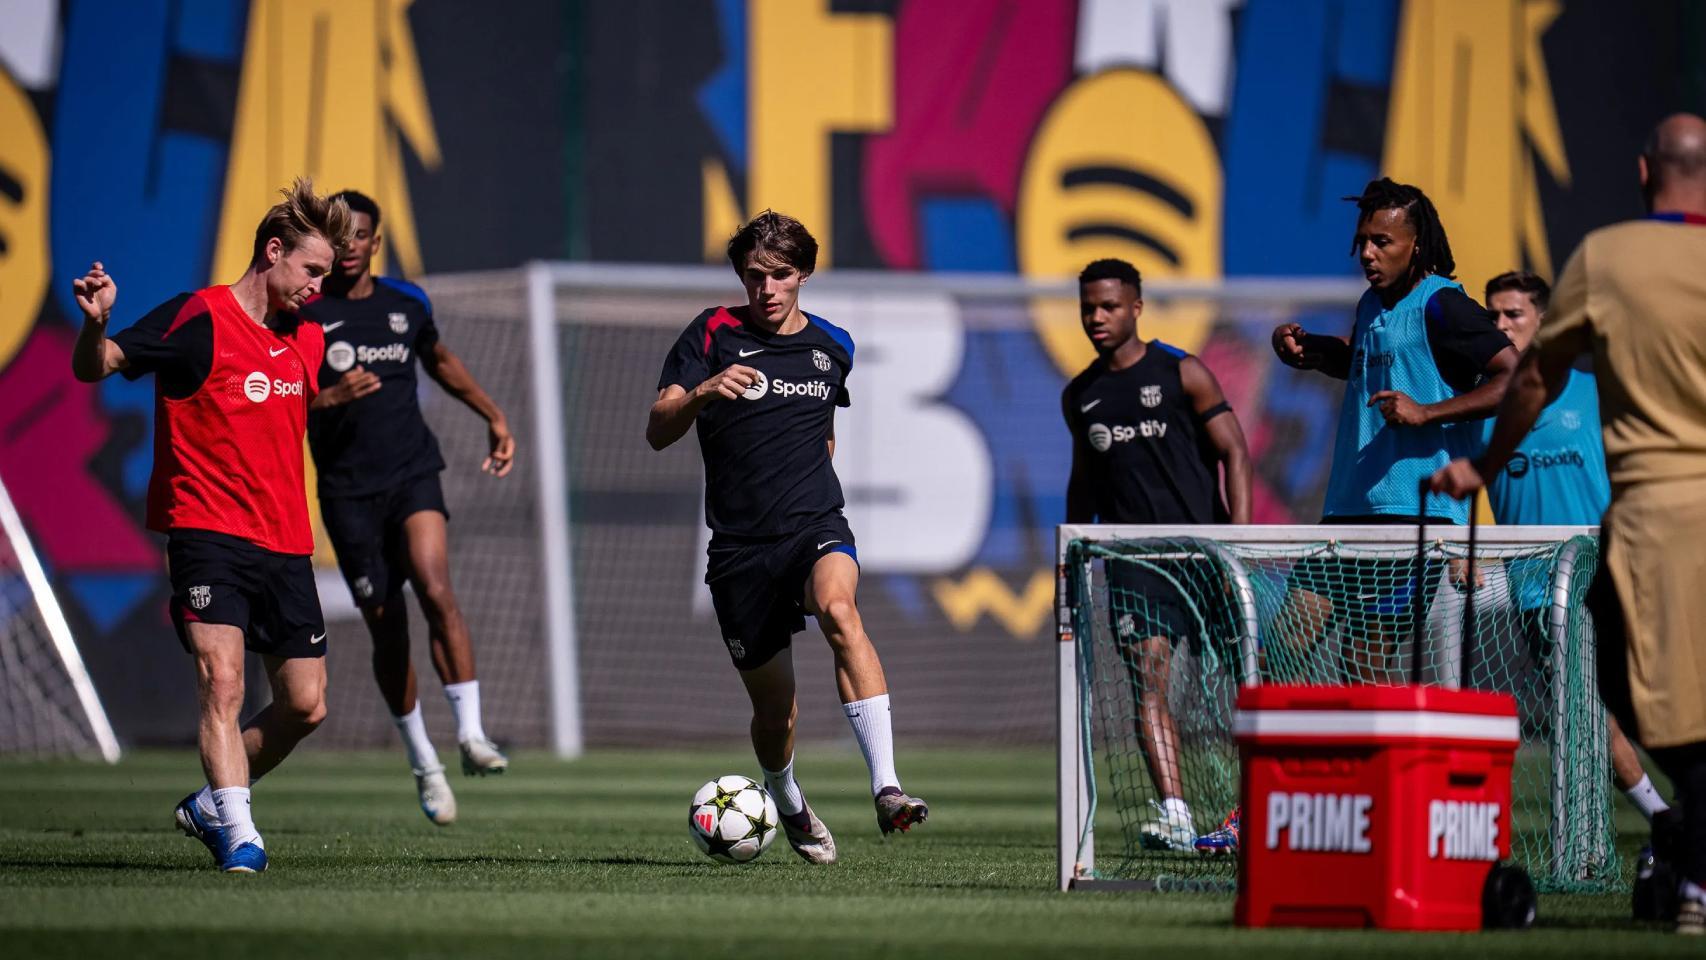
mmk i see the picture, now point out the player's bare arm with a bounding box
[309,365,381,410]
[422,341,515,477]
[646,363,761,450]
[1369,344,1520,428]
[1428,346,1572,500]
[1180,356,1253,524]
[1271,322,1352,379]
[70,261,129,381]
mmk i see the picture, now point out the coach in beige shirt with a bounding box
[1432,112,1706,933]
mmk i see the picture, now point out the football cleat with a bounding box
[1194,806,1241,856]
[1137,799,1196,852]
[459,737,509,777]
[415,765,457,825]
[874,787,929,836]
[174,791,227,867]
[779,804,838,864]
[222,841,268,874]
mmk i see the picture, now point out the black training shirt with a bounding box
[658,305,854,539]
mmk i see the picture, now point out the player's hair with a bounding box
[251,177,353,264]
[1078,258,1143,297]
[1484,270,1551,311]
[727,210,818,275]
[331,189,382,229]
[1345,177,1456,280]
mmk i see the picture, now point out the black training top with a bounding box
[657,305,855,539]
[301,276,446,498]
[1062,341,1228,525]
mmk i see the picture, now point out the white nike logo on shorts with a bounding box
[1081,399,1102,412]
[310,632,325,644]
[738,348,764,357]
[269,346,288,357]
[816,540,841,551]
[322,321,345,332]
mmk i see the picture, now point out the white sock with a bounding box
[444,680,488,744]
[212,786,260,851]
[762,758,805,817]
[1623,774,1670,821]
[1160,796,1195,832]
[843,694,900,796]
[194,784,217,819]
[393,704,441,774]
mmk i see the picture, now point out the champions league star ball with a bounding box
[688,775,778,864]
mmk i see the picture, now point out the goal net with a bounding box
[0,472,120,762]
[1057,524,1618,893]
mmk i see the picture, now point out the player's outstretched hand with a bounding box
[1271,322,1317,369]
[314,365,381,408]
[697,364,761,401]
[71,261,117,325]
[1368,390,1430,427]
[1427,456,1486,501]
[483,418,514,478]
[1447,557,1486,589]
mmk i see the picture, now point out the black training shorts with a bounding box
[705,513,857,671]
[166,529,326,659]
[319,471,448,607]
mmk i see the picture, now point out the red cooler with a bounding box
[1233,683,1533,930]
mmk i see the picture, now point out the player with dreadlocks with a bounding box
[1191,179,1521,856]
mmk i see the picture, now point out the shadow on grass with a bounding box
[0,858,187,873]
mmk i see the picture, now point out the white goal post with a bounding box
[1056,523,1608,892]
[0,472,121,763]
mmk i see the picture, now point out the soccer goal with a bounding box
[1056,523,1617,893]
[0,473,120,762]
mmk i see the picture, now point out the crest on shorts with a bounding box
[1140,384,1163,408]
[389,312,409,334]
[353,576,375,600]
[724,636,746,659]
[812,349,831,372]
[188,585,212,610]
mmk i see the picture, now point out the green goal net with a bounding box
[1056,525,1619,894]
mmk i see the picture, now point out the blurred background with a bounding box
[2,0,1701,753]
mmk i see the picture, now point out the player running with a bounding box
[1468,271,1671,829]
[647,211,927,864]
[1062,258,1251,853]
[303,190,515,825]
[70,179,351,873]
[1270,178,1518,684]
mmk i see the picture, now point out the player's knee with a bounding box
[282,689,328,731]
[417,580,459,621]
[817,597,862,643]
[197,660,245,716]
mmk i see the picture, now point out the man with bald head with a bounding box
[1432,112,1706,935]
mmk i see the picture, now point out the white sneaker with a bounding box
[459,737,509,776]
[1138,799,1196,852]
[415,766,457,825]
[780,804,838,865]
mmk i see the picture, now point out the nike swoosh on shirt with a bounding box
[738,348,764,357]
[321,321,345,332]
[816,540,841,551]
[1081,399,1102,412]
[269,346,289,357]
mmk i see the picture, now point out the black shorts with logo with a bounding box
[1106,558,1239,649]
[705,512,857,671]
[319,471,448,607]
[166,529,326,659]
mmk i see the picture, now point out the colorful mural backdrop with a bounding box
[0,0,1698,743]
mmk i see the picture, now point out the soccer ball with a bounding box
[688,775,778,864]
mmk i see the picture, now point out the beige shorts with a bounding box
[1600,480,1706,748]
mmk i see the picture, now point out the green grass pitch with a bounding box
[0,747,1691,958]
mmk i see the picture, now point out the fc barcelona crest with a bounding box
[188,585,212,610]
[389,312,409,334]
[1140,384,1163,408]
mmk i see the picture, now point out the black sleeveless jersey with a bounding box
[1062,341,1227,524]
